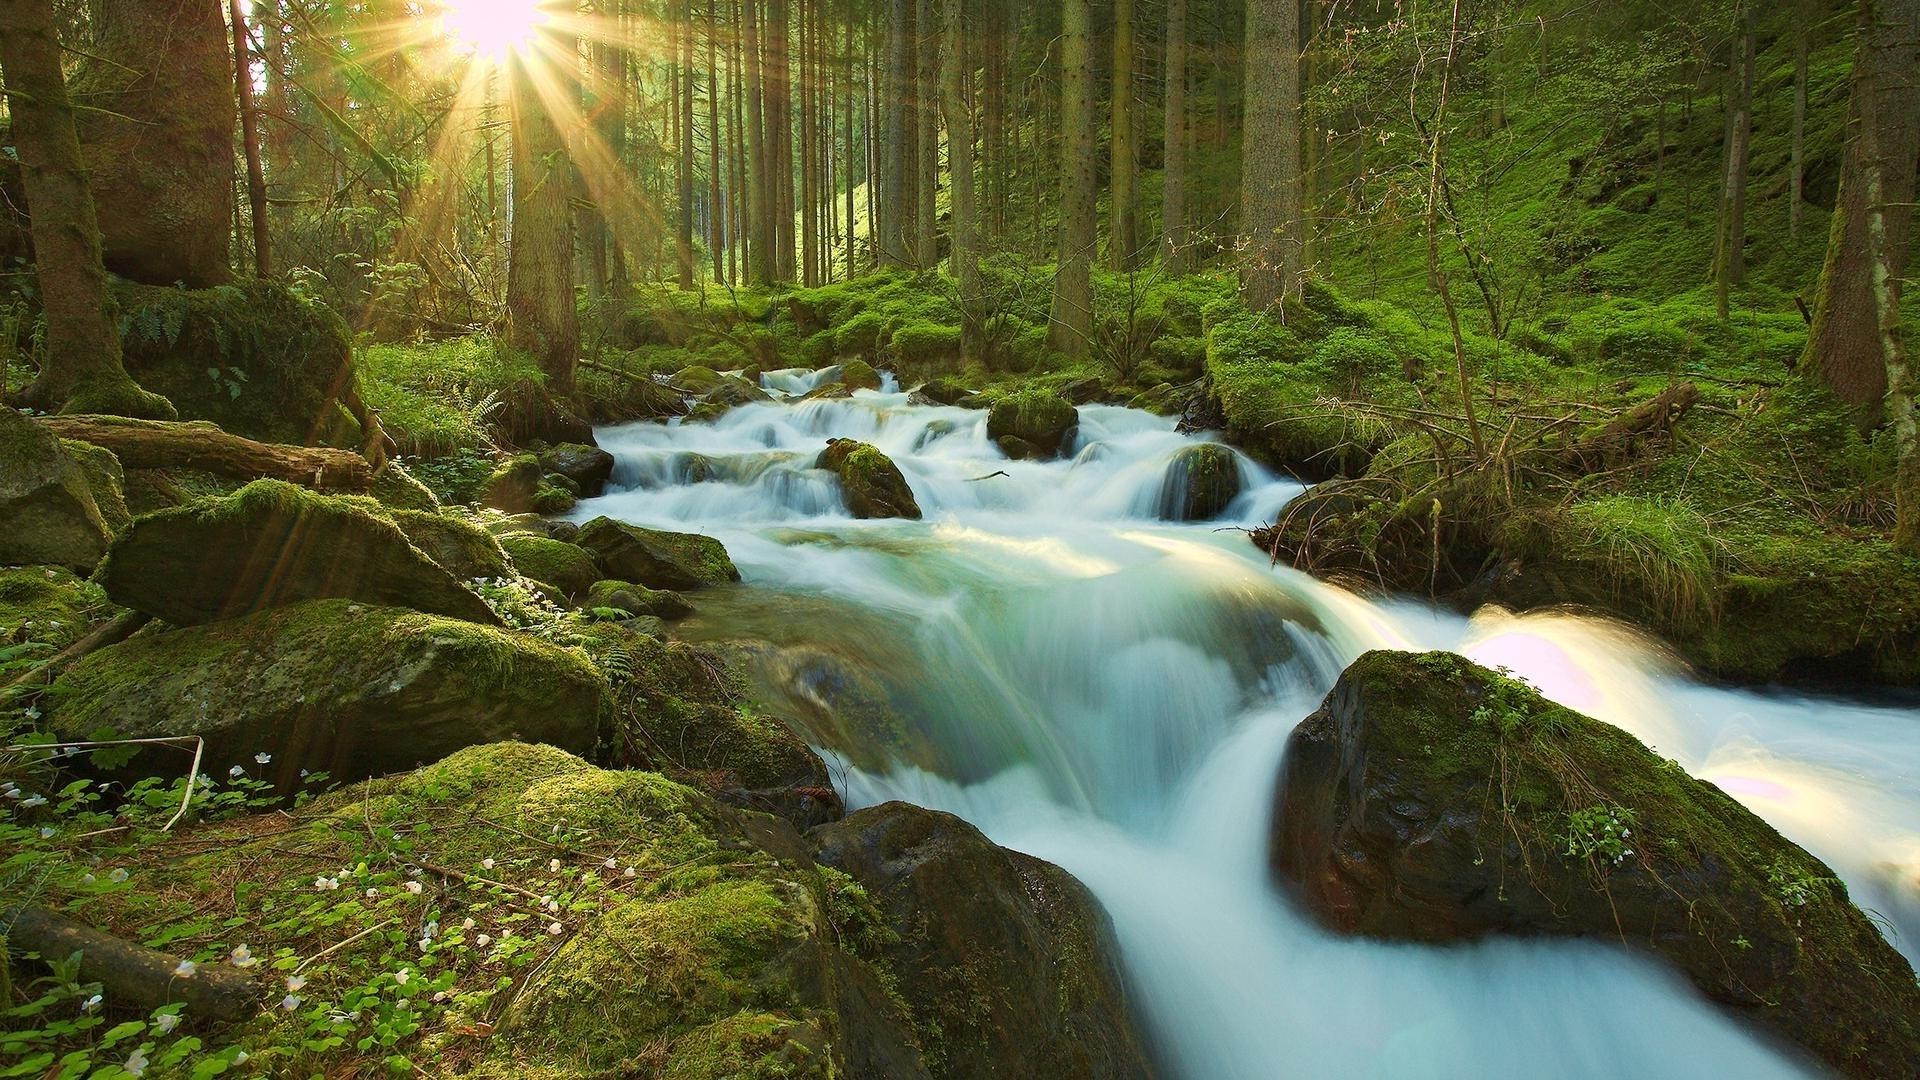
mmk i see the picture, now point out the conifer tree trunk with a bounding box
[1805,0,1920,431]
[844,9,857,273]
[0,0,174,418]
[228,0,272,277]
[772,0,798,281]
[799,0,818,284]
[677,0,698,288]
[728,0,747,284]
[1789,11,1808,241]
[708,0,727,283]
[940,0,979,361]
[1713,2,1755,320]
[1109,0,1138,269]
[1161,0,1189,272]
[913,0,938,269]
[744,0,775,282]
[1238,0,1302,310]
[1048,0,1095,355]
[506,6,580,394]
[878,0,914,266]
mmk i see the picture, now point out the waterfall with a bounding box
[575,380,1920,1079]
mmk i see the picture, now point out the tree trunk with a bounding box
[1161,0,1188,272]
[228,0,272,277]
[914,0,939,269]
[1803,0,1919,429]
[73,0,234,287]
[1789,12,1808,241]
[677,0,698,288]
[1713,3,1755,320]
[707,0,726,283]
[1109,0,1138,269]
[1048,0,1095,355]
[1238,0,1303,310]
[940,0,980,361]
[744,0,774,283]
[506,7,580,396]
[33,414,373,489]
[0,0,174,418]
[878,0,914,266]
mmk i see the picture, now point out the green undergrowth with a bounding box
[358,337,545,458]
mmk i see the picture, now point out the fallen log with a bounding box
[33,415,374,491]
[3,905,263,1021]
[1561,380,1698,472]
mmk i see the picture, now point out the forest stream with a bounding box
[567,369,1920,1079]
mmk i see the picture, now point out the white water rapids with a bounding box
[572,368,1920,1079]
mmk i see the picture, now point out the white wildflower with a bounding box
[403,880,423,895]
[173,959,197,977]
[153,1012,181,1035]
[548,858,562,872]
[229,944,256,968]
[228,765,244,778]
[281,994,303,1011]
[109,868,128,883]
[254,752,271,764]
[22,794,47,808]
[81,994,103,1012]
[476,934,492,947]
[285,975,306,992]
[547,921,563,936]
[480,857,495,871]
[124,1048,149,1076]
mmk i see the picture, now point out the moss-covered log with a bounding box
[3,905,262,1020]
[31,415,373,491]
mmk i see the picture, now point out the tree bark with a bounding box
[505,6,580,395]
[913,0,939,269]
[3,906,263,1021]
[1048,0,1096,355]
[940,0,980,361]
[1789,12,1808,241]
[71,0,233,287]
[1238,0,1303,310]
[744,0,774,283]
[676,0,698,288]
[878,0,914,266]
[228,0,272,277]
[1161,0,1188,272]
[1109,0,1138,269]
[0,0,174,418]
[1804,0,1920,429]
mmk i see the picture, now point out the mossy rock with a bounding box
[1155,443,1241,521]
[0,407,115,572]
[480,454,543,513]
[58,440,130,534]
[500,534,601,600]
[837,358,882,390]
[986,391,1078,461]
[576,516,740,591]
[95,479,500,626]
[0,565,112,650]
[816,439,921,520]
[1272,649,1920,1078]
[46,600,607,785]
[114,280,357,447]
[586,578,695,620]
[916,375,976,406]
[366,463,442,512]
[538,442,616,498]
[383,508,511,581]
[813,802,1155,1079]
[531,483,577,515]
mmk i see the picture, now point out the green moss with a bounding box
[0,565,110,650]
[984,390,1077,460]
[889,322,961,370]
[816,439,921,520]
[58,439,129,533]
[115,280,355,446]
[480,454,543,513]
[500,534,600,599]
[359,337,547,457]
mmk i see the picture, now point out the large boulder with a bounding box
[0,407,115,571]
[585,578,694,620]
[1272,649,1920,1078]
[987,391,1078,460]
[1155,443,1241,521]
[115,282,358,446]
[539,442,616,498]
[382,508,511,581]
[813,803,1155,1080]
[46,600,606,785]
[95,479,500,626]
[479,454,543,513]
[817,438,922,520]
[576,516,740,591]
[499,534,601,599]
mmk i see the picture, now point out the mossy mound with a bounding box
[1203,310,1394,479]
[538,443,616,498]
[985,391,1078,461]
[0,565,113,651]
[816,439,921,520]
[96,479,500,626]
[46,601,607,785]
[0,407,115,571]
[1272,650,1920,1078]
[114,281,357,447]
[576,516,740,591]
[837,358,882,390]
[382,507,512,581]
[59,440,130,533]
[366,463,442,511]
[42,741,1148,1077]
[500,534,601,600]
[480,454,543,513]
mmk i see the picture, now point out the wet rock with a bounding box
[95,479,500,626]
[0,407,115,572]
[575,515,740,591]
[987,391,1078,460]
[1062,375,1110,404]
[585,579,694,620]
[46,600,604,786]
[1156,443,1242,521]
[812,803,1156,1080]
[479,454,543,513]
[383,508,511,581]
[837,358,882,391]
[917,376,976,406]
[539,442,616,498]
[817,438,922,520]
[1271,649,1920,1079]
[500,534,601,600]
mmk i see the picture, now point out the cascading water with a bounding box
[575,373,1920,1078]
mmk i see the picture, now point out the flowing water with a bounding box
[573,367,1920,1078]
